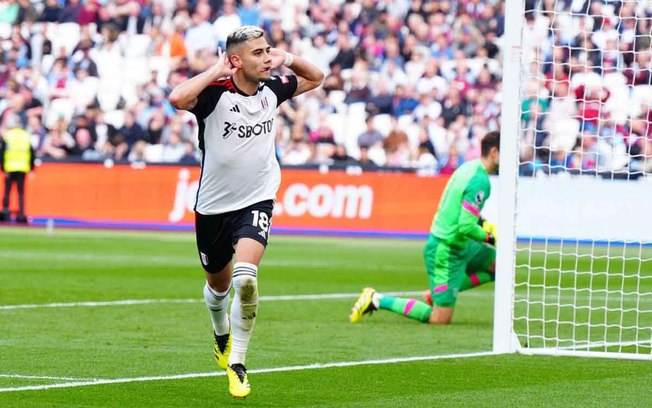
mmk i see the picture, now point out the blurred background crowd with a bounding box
[0,0,650,176]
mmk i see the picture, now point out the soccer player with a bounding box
[168,26,323,398]
[349,131,500,325]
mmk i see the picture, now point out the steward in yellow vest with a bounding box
[1,123,35,224]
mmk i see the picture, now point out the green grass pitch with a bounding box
[0,227,650,407]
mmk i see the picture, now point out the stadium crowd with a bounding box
[0,0,650,175]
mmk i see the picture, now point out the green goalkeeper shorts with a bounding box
[423,234,496,307]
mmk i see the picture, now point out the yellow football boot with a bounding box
[349,287,377,323]
[227,363,251,399]
[213,326,231,370]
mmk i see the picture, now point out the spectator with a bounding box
[356,145,378,169]
[71,41,99,77]
[238,0,260,27]
[357,116,383,149]
[384,127,411,167]
[114,110,145,161]
[68,67,99,114]
[282,125,312,166]
[144,108,166,145]
[17,0,38,23]
[343,70,371,105]
[69,127,102,161]
[77,0,100,26]
[38,121,75,160]
[304,34,337,76]
[160,131,185,163]
[322,63,345,93]
[59,0,82,23]
[0,0,19,24]
[185,3,216,56]
[330,34,355,70]
[391,84,419,117]
[26,114,46,151]
[366,79,393,115]
[39,0,60,22]
[102,0,142,34]
[331,143,357,166]
[213,0,241,49]
[439,145,464,175]
[178,140,198,164]
[151,20,187,69]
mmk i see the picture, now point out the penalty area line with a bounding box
[0,351,494,393]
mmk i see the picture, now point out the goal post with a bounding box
[493,0,652,360]
[492,0,524,354]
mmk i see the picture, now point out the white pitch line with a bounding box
[2,289,650,311]
[0,351,494,393]
[0,291,424,311]
[0,374,98,381]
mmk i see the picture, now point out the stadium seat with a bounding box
[327,90,347,113]
[122,57,151,85]
[144,143,164,163]
[103,110,125,129]
[549,118,580,152]
[605,84,631,124]
[346,102,367,118]
[372,114,392,137]
[0,22,11,39]
[124,34,152,58]
[397,114,414,131]
[51,23,81,55]
[45,98,75,128]
[326,113,347,145]
[632,85,652,107]
[148,56,171,88]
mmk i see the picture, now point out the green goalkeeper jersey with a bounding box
[430,160,491,248]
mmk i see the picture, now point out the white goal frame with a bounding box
[492,0,652,361]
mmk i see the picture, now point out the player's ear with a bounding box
[229,54,242,69]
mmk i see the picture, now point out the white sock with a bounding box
[204,282,231,335]
[372,292,382,308]
[228,262,259,366]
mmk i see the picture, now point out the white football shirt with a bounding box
[190,75,298,214]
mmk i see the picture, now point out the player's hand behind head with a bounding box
[214,47,238,78]
[268,48,287,70]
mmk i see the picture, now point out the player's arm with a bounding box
[458,185,494,245]
[269,48,324,97]
[169,48,236,111]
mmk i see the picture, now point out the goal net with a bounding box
[495,0,652,359]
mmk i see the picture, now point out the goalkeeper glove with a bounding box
[478,217,498,246]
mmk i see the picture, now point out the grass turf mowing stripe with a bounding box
[0,351,494,393]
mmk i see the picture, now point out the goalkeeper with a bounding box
[349,131,500,325]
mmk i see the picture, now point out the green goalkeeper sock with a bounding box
[459,272,494,292]
[379,295,432,323]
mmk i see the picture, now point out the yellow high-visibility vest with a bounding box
[3,128,32,173]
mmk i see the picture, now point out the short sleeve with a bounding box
[265,75,298,107]
[190,83,227,120]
